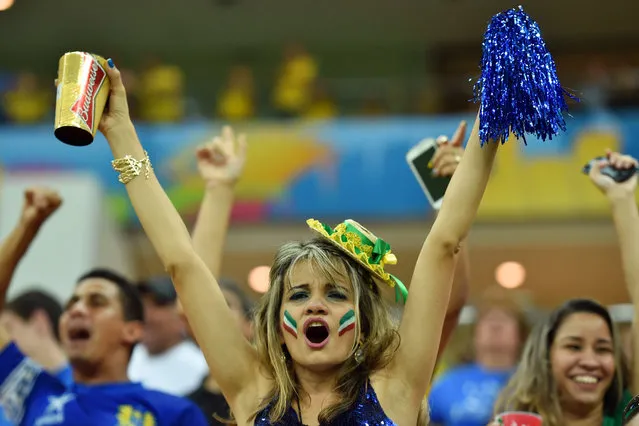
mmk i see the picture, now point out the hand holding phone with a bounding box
[582,156,637,183]
[406,121,467,210]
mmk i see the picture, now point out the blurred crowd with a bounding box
[3,44,639,125]
[0,44,342,125]
[1,118,638,425]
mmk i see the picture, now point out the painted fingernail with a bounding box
[428,161,433,168]
[431,169,438,176]
[107,58,115,68]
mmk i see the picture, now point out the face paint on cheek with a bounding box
[282,310,298,339]
[338,309,356,336]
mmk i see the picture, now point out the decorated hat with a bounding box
[306,218,408,304]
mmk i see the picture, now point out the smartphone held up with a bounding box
[406,138,452,210]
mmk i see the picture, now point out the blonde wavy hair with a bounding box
[494,299,628,426]
[250,238,428,424]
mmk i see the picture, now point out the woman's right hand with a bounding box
[98,58,133,137]
[196,126,247,186]
[430,120,467,177]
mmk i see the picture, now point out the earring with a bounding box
[354,341,364,364]
[280,353,287,363]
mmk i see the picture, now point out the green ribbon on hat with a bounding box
[308,219,408,304]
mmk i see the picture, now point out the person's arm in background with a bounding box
[0,188,62,351]
[436,246,469,361]
[426,121,471,365]
[389,113,498,403]
[0,188,63,426]
[191,126,246,279]
[588,150,639,393]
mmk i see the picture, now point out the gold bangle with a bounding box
[111,151,153,185]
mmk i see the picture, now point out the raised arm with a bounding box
[436,239,470,363]
[429,121,471,364]
[0,188,61,351]
[588,150,639,392]
[97,62,258,402]
[389,114,498,401]
[192,126,246,277]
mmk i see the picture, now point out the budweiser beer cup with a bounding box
[54,52,110,146]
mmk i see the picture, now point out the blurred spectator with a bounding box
[128,276,208,396]
[357,96,388,116]
[216,65,255,121]
[428,287,529,426]
[0,72,12,124]
[185,278,254,425]
[272,43,318,118]
[610,63,639,108]
[0,290,72,426]
[581,60,610,110]
[2,72,51,124]
[303,82,338,119]
[120,66,140,121]
[1,290,70,373]
[414,84,443,115]
[138,58,185,123]
[619,323,634,369]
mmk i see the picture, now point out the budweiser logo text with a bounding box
[70,55,106,130]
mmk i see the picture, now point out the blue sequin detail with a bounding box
[254,379,396,425]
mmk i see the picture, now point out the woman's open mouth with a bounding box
[303,318,330,349]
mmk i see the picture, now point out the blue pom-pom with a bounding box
[473,6,575,145]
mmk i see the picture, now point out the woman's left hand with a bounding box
[98,58,133,137]
[589,149,638,200]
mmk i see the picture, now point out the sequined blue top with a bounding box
[254,379,396,425]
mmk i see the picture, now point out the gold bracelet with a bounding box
[111,151,153,185]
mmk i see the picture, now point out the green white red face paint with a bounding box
[338,309,356,336]
[283,310,298,338]
[284,309,355,340]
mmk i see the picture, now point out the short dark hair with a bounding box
[6,290,63,341]
[219,277,253,320]
[137,276,177,307]
[76,268,144,323]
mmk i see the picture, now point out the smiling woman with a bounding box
[491,150,639,426]
[495,299,630,426]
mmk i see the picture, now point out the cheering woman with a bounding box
[96,59,498,425]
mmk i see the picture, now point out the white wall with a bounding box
[0,172,134,304]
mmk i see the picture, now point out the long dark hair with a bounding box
[495,298,629,426]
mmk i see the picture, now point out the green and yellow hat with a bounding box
[306,218,408,304]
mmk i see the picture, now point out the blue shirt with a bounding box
[0,361,73,426]
[0,343,208,426]
[428,363,512,426]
